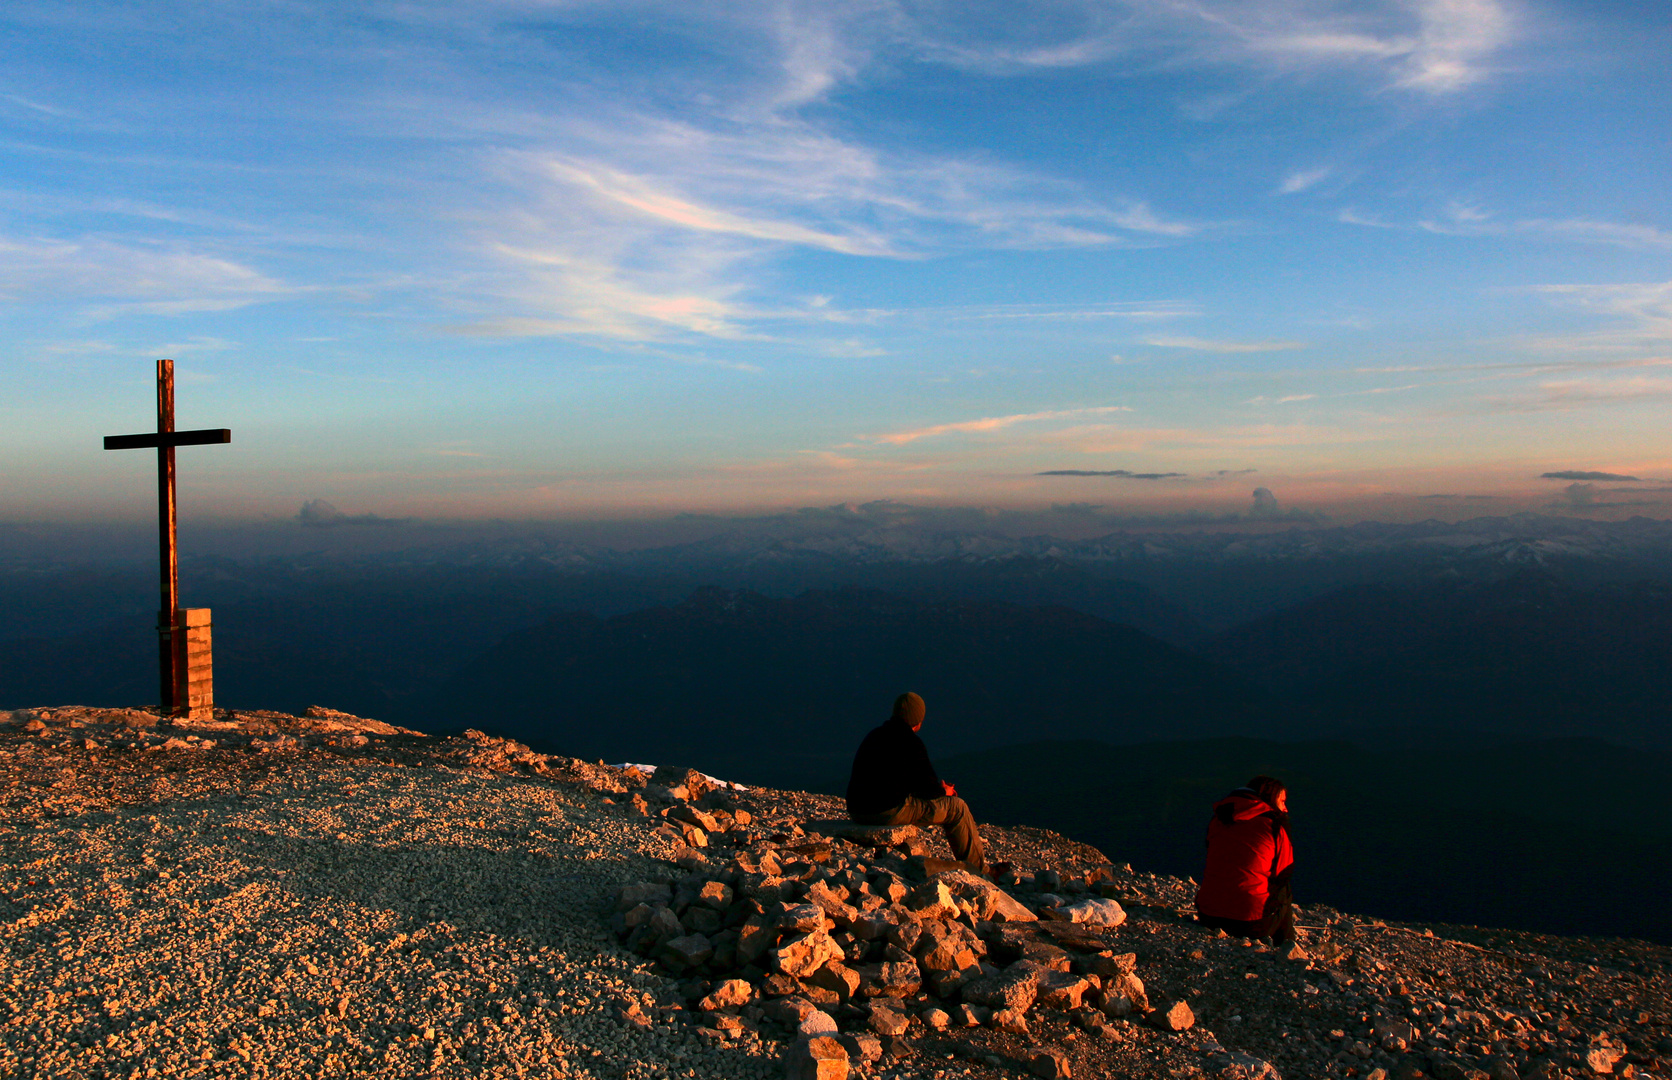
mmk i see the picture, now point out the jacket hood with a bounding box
[1213,788,1282,825]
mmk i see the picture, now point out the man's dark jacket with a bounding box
[846,717,943,817]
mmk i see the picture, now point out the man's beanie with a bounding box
[892,692,926,727]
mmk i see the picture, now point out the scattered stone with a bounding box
[1056,897,1126,928]
[783,1035,849,1080]
[1148,1000,1195,1032]
[700,978,755,1010]
[1027,1047,1072,1079]
[867,1005,911,1037]
[991,1008,1029,1034]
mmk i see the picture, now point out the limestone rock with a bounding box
[797,1009,839,1037]
[1148,999,1194,1032]
[961,968,1038,1013]
[699,978,754,1010]
[783,1035,849,1080]
[867,1005,910,1036]
[838,1033,882,1063]
[1028,1048,1072,1079]
[770,931,842,980]
[696,880,734,909]
[1035,970,1092,1011]
[1056,897,1126,928]
[775,903,827,934]
[854,960,921,998]
[933,869,1037,923]
[809,960,861,1001]
[904,880,959,920]
[660,933,713,969]
[991,1008,1029,1034]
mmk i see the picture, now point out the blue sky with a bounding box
[3,0,1670,524]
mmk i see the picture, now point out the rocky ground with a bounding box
[1,705,1668,1080]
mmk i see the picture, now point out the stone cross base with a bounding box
[175,608,213,720]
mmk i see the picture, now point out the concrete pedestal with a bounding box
[175,608,213,720]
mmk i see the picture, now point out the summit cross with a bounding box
[103,359,231,717]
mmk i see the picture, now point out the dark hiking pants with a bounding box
[852,795,986,874]
[1198,882,1296,942]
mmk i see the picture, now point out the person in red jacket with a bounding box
[1195,775,1296,942]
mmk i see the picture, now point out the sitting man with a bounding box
[845,691,986,874]
[1195,775,1296,942]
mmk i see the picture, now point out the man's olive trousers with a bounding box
[852,795,985,874]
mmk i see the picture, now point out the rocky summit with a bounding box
[1,706,1668,1080]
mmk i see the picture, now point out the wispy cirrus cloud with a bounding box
[909,0,1517,94]
[870,405,1132,445]
[1343,204,1672,250]
[1277,166,1333,194]
[0,234,285,314]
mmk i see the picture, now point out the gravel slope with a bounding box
[0,707,778,1079]
[3,705,1669,1080]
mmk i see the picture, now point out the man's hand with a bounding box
[941,780,957,797]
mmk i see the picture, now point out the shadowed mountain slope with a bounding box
[425,587,1271,787]
[943,736,1672,944]
[1205,572,1672,749]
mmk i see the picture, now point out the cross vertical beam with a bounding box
[156,359,179,712]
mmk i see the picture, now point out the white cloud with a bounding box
[0,235,285,314]
[871,406,1132,445]
[1277,167,1333,194]
[1340,201,1671,250]
[1533,281,1672,342]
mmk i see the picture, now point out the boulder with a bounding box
[670,805,721,832]
[991,1008,1029,1034]
[1078,952,1137,978]
[854,960,922,999]
[867,1005,911,1036]
[805,881,860,926]
[1056,898,1126,928]
[1035,971,1092,1011]
[660,933,714,969]
[648,906,684,940]
[933,869,1037,922]
[1104,972,1148,1013]
[770,931,843,980]
[961,968,1039,1014]
[737,915,776,966]
[838,1033,882,1063]
[783,1035,849,1080]
[809,961,861,1001]
[697,880,734,910]
[1148,1000,1194,1032]
[774,902,827,933]
[904,881,959,921]
[798,1010,839,1037]
[699,978,755,1011]
[1028,1048,1072,1079]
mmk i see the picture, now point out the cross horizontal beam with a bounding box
[103,428,232,451]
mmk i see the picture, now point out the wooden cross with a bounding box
[103,359,231,715]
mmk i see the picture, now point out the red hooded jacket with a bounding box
[1195,789,1294,922]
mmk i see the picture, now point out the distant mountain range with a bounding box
[940,735,1672,944]
[1206,573,1672,749]
[423,587,1268,785]
[6,512,1672,940]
